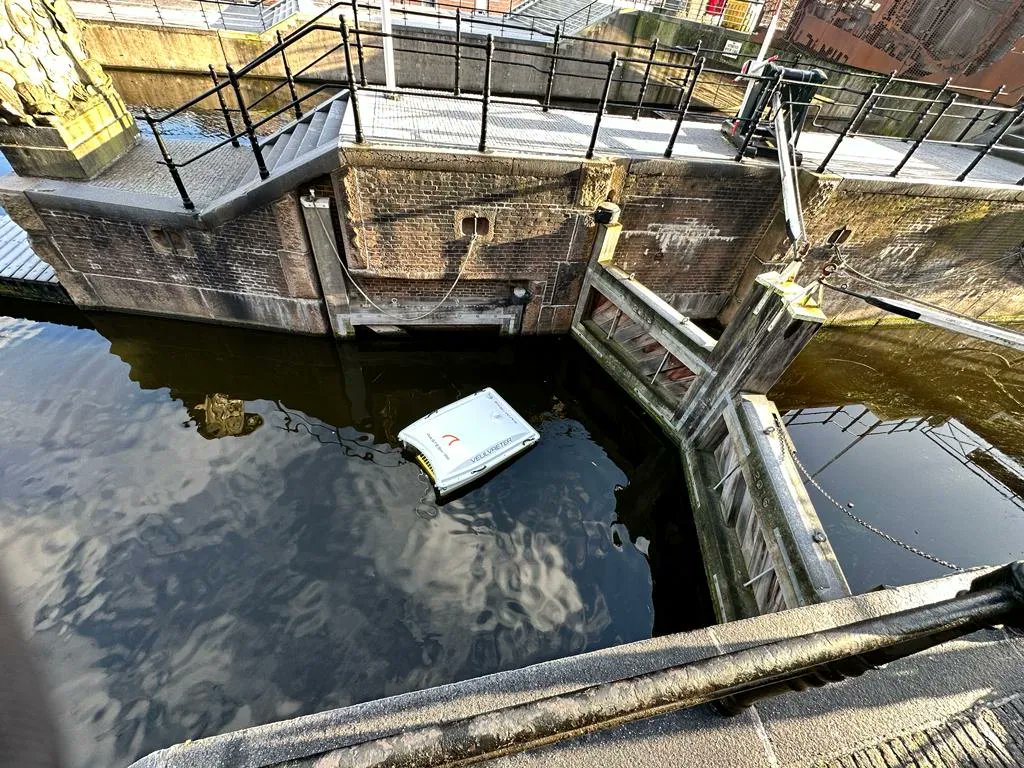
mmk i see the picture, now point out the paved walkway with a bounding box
[342,91,1024,187]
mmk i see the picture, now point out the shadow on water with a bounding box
[0,299,711,767]
[771,323,1024,593]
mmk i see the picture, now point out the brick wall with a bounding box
[39,207,291,296]
[23,193,327,334]
[754,177,1024,324]
[333,150,603,334]
[613,160,782,319]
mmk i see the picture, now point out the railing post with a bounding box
[664,56,703,158]
[479,34,494,153]
[906,76,951,139]
[143,108,194,211]
[862,70,896,133]
[276,31,303,120]
[543,25,561,112]
[958,98,1024,182]
[454,7,462,97]
[955,83,1004,143]
[632,38,659,120]
[340,17,364,144]
[815,84,877,173]
[351,0,367,87]
[226,65,270,180]
[587,51,617,160]
[890,93,957,177]
[208,65,240,147]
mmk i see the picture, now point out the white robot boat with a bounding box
[399,388,540,497]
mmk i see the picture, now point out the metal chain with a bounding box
[770,414,964,572]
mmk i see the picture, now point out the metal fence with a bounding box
[70,0,303,33]
[143,0,1024,210]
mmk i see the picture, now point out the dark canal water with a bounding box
[772,323,1024,593]
[0,299,710,767]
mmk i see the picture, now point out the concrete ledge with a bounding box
[18,180,201,229]
[128,568,1008,768]
[73,272,328,334]
[825,171,1024,202]
[340,145,595,177]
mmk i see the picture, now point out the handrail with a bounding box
[146,0,1024,211]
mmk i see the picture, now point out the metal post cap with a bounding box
[594,202,620,225]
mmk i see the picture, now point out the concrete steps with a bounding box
[990,128,1024,164]
[511,0,617,35]
[239,98,345,186]
[201,95,347,225]
[214,0,300,33]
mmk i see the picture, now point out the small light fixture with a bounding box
[510,286,531,305]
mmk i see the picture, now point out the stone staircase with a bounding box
[511,0,618,36]
[199,94,346,224]
[990,122,1024,165]
[239,96,346,185]
[212,0,301,33]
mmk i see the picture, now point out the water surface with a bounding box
[772,324,1024,592]
[0,300,710,767]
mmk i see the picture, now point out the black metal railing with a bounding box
[144,0,1024,211]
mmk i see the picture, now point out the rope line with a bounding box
[771,414,964,572]
[311,199,478,323]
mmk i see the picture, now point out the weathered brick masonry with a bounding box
[332,148,610,334]
[8,193,328,334]
[331,149,788,332]
[613,159,783,319]
[750,176,1024,325]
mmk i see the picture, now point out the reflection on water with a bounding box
[772,324,1024,592]
[0,299,710,768]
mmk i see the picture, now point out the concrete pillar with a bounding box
[300,194,354,337]
[0,0,138,179]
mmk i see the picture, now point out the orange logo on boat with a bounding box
[441,434,461,446]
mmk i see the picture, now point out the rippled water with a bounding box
[772,324,1024,593]
[0,301,710,767]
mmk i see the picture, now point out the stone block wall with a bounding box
[749,176,1024,325]
[6,190,328,334]
[613,159,782,319]
[333,148,608,334]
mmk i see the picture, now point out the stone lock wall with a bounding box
[612,159,783,320]
[332,148,614,334]
[3,188,328,334]
[749,176,1024,325]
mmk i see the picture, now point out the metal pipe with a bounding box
[352,0,367,87]
[816,84,877,173]
[958,99,1024,182]
[208,65,239,147]
[734,72,780,162]
[226,65,269,180]
[144,108,194,210]
[543,25,561,112]
[954,83,1004,143]
[340,18,364,144]
[277,31,303,120]
[587,51,617,160]
[454,8,462,96]
[632,38,659,120]
[665,56,703,159]
[890,93,958,177]
[479,34,494,153]
[286,563,1024,768]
